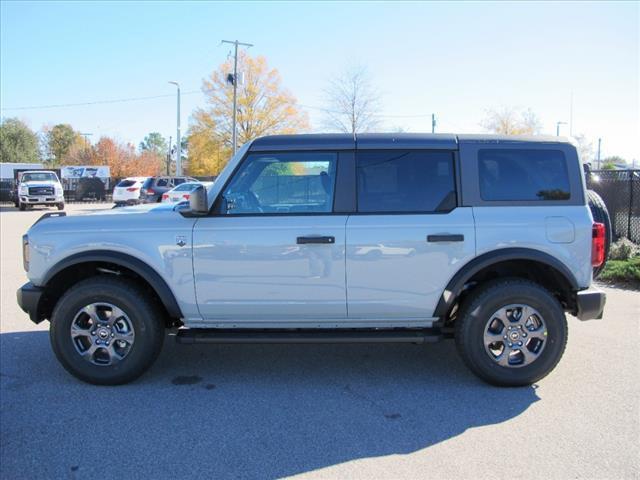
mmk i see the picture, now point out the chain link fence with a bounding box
[587,170,640,244]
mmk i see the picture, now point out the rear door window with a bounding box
[478,149,570,201]
[356,150,456,213]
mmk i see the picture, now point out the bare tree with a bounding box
[323,66,381,134]
[481,107,542,135]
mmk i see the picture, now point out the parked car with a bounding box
[17,133,607,387]
[15,170,64,211]
[162,181,213,203]
[112,177,149,206]
[140,176,197,203]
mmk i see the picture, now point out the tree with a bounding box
[322,65,381,134]
[196,51,309,161]
[480,107,542,135]
[45,124,80,165]
[139,132,168,156]
[92,136,162,178]
[0,118,40,163]
[186,111,226,176]
[573,134,594,164]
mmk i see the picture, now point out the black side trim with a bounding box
[42,251,183,319]
[433,248,580,318]
[176,328,442,344]
[17,282,44,324]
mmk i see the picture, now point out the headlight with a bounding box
[55,185,63,194]
[19,185,28,194]
[22,235,29,271]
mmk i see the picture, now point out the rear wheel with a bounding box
[587,190,611,278]
[50,276,165,385]
[455,278,567,386]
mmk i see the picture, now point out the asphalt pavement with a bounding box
[1,203,638,479]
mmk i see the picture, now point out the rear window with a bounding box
[117,179,136,187]
[356,150,456,213]
[478,149,570,201]
[174,183,197,192]
[142,178,154,189]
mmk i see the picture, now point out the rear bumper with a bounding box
[575,288,606,320]
[16,282,45,324]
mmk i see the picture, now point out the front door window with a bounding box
[221,152,338,214]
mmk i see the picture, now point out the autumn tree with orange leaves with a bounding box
[188,52,309,175]
[71,137,162,178]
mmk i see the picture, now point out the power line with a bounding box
[0,91,201,111]
[1,89,438,122]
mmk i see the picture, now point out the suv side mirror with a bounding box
[188,185,208,215]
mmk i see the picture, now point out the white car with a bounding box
[161,181,213,203]
[112,177,149,206]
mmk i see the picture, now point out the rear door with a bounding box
[346,147,476,324]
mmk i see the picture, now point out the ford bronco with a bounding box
[17,134,606,386]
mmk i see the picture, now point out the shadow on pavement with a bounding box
[1,330,539,479]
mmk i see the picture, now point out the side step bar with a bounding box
[176,328,442,345]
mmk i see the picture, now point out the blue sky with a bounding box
[1,1,638,161]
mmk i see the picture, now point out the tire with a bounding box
[50,276,165,385]
[587,190,611,278]
[455,278,568,387]
[57,203,65,210]
[18,202,25,211]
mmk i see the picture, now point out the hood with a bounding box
[84,201,187,216]
[20,181,61,187]
[27,201,192,236]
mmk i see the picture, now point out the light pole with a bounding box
[221,39,253,154]
[168,81,181,175]
[556,121,567,136]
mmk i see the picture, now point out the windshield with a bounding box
[22,172,58,182]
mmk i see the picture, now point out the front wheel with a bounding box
[18,202,26,211]
[57,202,65,210]
[50,277,165,385]
[455,278,568,387]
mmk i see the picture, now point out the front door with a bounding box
[193,151,347,326]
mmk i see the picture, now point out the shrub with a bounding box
[608,238,640,261]
[599,257,640,285]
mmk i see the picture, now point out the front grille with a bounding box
[28,186,54,196]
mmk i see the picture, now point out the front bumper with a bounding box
[575,288,606,320]
[20,195,63,205]
[17,282,45,323]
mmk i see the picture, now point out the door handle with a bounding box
[297,236,336,245]
[427,234,464,243]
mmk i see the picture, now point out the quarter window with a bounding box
[356,150,456,213]
[478,149,570,201]
[221,152,338,214]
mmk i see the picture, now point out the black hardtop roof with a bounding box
[249,133,573,151]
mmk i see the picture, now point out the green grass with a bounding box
[599,256,640,285]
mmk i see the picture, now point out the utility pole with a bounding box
[556,121,567,136]
[221,39,253,154]
[168,81,181,175]
[79,133,93,150]
[431,114,436,133]
[597,138,602,169]
[167,136,172,175]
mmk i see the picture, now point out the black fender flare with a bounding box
[42,250,183,319]
[433,248,579,318]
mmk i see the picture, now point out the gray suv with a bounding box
[17,134,606,386]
